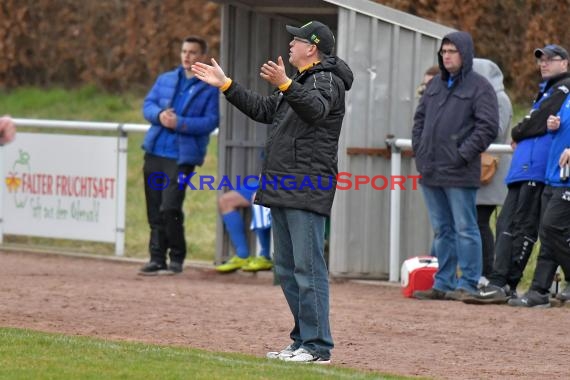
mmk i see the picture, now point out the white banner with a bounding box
[3,133,119,242]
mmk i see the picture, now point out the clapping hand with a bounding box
[192,59,229,88]
[260,56,290,87]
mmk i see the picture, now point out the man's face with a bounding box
[440,43,462,75]
[288,36,314,68]
[537,54,568,80]
[181,42,204,71]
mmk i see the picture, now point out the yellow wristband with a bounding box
[278,79,292,92]
[220,78,232,92]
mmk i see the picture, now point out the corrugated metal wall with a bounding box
[329,3,454,279]
[215,0,455,278]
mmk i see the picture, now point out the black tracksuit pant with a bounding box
[530,186,570,294]
[488,181,544,289]
[143,153,195,265]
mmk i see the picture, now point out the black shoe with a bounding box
[556,284,570,302]
[168,262,183,274]
[507,290,550,308]
[138,261,167,276]
[462,284,508,305]
[413,288,447,300]
[445,289,474,301]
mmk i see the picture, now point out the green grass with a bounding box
[0,86,217,262]
[0,328,407,380]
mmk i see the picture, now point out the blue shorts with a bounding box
[236,178,259,203]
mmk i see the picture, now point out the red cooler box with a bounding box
[401,256,438,298]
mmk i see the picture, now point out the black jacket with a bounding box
[511,72,570,142]
[224,56,353,216]
[412,31,499,188]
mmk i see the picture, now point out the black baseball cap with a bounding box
[534,44,569,60]
[286,21,335,55]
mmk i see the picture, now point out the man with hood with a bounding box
[465,44,570,305]
[412,31,499,300]
[192,21,353,363]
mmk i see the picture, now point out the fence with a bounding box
[2,118,513,283]
[385,138,513,282]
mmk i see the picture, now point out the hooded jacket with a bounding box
[473,58,512,205]
[412,32,499,188]
[223,56,354,216]
[142,66,220,166]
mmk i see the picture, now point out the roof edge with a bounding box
[324,0,455,39]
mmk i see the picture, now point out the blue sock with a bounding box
[256,228,271,259]
[222,211,249,258]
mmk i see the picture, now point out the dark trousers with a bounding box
[530,186,570,294]
[488,181,544,289]
[477,205,496,278]
[143,154,195,265]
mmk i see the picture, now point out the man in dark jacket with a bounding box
[139,36,219,275]
[464,44,570,305]
[412,31,499,300]
[192,21,353,363]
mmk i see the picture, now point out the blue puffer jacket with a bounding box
[142,66,219,166]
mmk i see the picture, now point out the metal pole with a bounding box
[389,145,402,282]
[114,129,128,256]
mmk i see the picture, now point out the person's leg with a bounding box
[486,184,519,287]
[162,162,195,266]
[218,191,251,258]
[142,154,167,269]
[530,187,570,293]
[271,207,301,349]
[280,208,332,360]
[446,187,481,293]
[476,205,496,278]
[505,181,544,289]
[256,227,271,259]
[420,185,457,292]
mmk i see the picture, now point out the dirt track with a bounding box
[1,250,569,379]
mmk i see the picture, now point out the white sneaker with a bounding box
[280,348,331,364]
[266,344,297,359]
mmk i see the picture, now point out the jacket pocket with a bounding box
[268,134,296,171]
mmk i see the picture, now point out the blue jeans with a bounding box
[421,185,482,292]
[271,207,333,360]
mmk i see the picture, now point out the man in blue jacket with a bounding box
[464,44,570,304]
[139,36,219,275]
[509,94,570,307]
[412,31,498,300]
